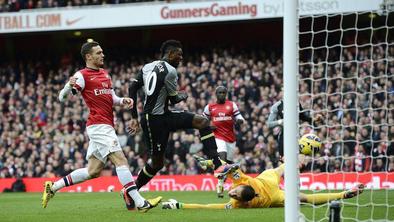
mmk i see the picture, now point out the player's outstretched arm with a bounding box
[182,203,228,209]
[299,183,364,205]
[162,199,228,210]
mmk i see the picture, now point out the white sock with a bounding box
[116,165,145,207]
[52,168,90,192]
[216,178,224,192]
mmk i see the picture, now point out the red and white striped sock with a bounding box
[52,168,90,192]
[116,165,145,207]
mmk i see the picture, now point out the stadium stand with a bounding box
[0,44,393,178]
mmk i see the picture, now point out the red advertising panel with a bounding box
[1,172,393,192]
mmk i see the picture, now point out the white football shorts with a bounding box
[215,138,236,161]
[86,124,122,163]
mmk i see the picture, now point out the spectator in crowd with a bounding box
[189,137,203,155]
[0,44,393,179]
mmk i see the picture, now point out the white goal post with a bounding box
[283,0,301,221]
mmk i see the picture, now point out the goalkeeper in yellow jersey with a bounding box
[162,162,364,209]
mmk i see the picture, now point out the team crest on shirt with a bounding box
[102,82,109,88]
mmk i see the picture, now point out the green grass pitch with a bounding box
[0,190,393,222]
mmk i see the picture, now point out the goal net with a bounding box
[297,1,393,221]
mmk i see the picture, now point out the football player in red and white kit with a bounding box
[203,86,245,198]
[41,41,161,212]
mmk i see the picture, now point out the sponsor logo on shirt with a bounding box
[213,116,232,121]
[94,88,112,96]
[213,113,232,122]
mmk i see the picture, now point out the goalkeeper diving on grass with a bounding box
[163,162,364,209]
[163,135,364,210]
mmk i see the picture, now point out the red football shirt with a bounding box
[203,100,243,143]
[73,68,114,127]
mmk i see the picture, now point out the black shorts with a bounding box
[277,132,284,156]
[140,110,194,157]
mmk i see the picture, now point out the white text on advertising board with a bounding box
[161,2,257,19]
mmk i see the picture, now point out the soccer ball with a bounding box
[299,133,322,155]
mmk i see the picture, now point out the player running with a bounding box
[162,161,364,209]
[41,40,162,212]
[124,39,223,209]
[202,85,245,198]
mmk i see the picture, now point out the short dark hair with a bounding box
[216,86,228,93]
[80,41,99,61]
[160,40,182,57]
[240,185,256,202]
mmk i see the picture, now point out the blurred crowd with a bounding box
[0,0,191,12]
[0,44,393,179]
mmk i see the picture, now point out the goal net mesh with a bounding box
[298,2,393,221]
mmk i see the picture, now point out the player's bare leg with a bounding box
[87,157,105,178]
[162,199,226,210]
